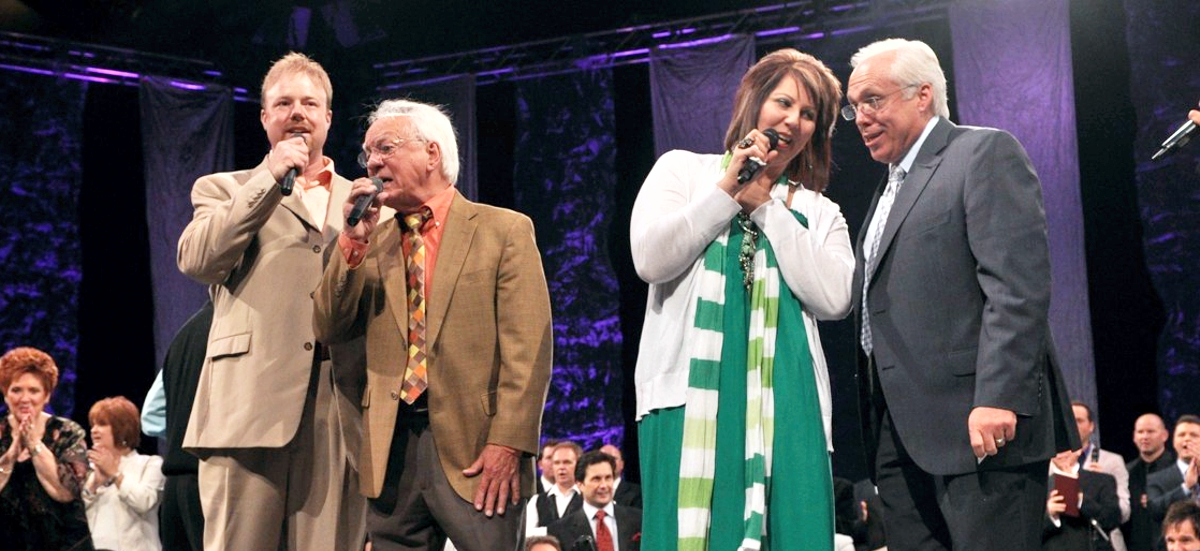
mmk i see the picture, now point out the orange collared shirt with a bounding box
[339,185,457,300]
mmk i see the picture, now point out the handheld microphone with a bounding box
[279,131,306,196]
[571,535,599,551]
[736,128,781,184]
[1151,105,1198,161]
[347,177,384,227]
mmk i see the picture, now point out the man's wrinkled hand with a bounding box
[462,444,521,517]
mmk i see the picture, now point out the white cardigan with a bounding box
[629,150,854,451]
[83,451,165,551]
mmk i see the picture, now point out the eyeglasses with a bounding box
[357,136,423,168]
[841,84,918,121]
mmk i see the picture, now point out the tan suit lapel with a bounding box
[375,220,409,339]
[426,191,477,349]
[325,174,352,240]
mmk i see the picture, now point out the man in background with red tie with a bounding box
[313,99,553,551]
[549,451,642,551]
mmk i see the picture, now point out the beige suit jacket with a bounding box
[313,190,553,501]
[177,160,356,450]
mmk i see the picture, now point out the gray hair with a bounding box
[851,38,949,119]
[368,99,460,184]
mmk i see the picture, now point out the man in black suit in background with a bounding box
[1148,415,1200,530]
[847,38,1078,550]
[1043,448,1121,551]
[1127,413,1175,551]
[599,444,641,510]
[548,451,640,551]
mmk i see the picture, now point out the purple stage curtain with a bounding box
[0,72,87,416]
[139,77,234,368]
[514,68,623,449]
[950,0,1096,411]
[650,34,755,157]
[388,75,478,201]
[1124,0,1200,422]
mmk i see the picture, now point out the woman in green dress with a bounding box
[630,48,851,551]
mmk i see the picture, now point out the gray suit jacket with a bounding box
[853,117,1079,477]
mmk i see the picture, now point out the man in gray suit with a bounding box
[847,38,1078,550]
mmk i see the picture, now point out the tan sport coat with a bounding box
[177,160,356,450]
[313,189,553,501]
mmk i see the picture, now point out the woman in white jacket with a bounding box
[630,48,852,551]
[83,396,164,551]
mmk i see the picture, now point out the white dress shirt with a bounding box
[582,501,620,551]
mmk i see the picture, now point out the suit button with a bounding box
[390,391,399,401]
[312,245,321,253]
[304,342,314,351]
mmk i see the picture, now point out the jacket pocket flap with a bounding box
[209,332,251,359]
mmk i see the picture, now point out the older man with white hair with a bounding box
[314,99,553,551]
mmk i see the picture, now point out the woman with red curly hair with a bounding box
[0,346,95,550]
[83,396,164,551]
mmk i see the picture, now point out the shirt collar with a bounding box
[302,157,335,191]
[582,500,615,521]
[398,184,456,231]
[896,116,941,175]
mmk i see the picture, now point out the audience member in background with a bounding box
[548,451,641,551]
[1163,500,1200,551]
[631,48,850,551]
[140,301,212,551]
[599,443,641,509]
[528,441,583,534]
[1148,415,1200,529]
[1126,413,1175,551]
[538,440,562,494]
[0,347,94,550]
[1073,401,1131,550]
[84,396,165,551]
[1043,448,1121,551]
[524,535,563,551]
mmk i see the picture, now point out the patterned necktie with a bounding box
[400,207,433,404]
[594,509,615,551]
[861,165,906,355]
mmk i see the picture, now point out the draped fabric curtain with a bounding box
[391,75,478,201]
[0,73,87,416]
[514,68,623,448]
[949,0,1096,412]
[139,77,235,368]
[650,35,756,157]
[1124,0,1200,421]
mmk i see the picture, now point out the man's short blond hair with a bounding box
[260,52,333,108]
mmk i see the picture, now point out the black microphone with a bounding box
[571,535,598,551]
[736,128,781,184]
[347,177,384,227]
[1151,109,1198,161]
[279,131,305,196]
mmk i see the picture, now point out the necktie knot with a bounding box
[886,165,906,194]
[403,207,432,233]
[595,509,606,522]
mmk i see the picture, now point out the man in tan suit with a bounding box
[177,52,366,551]
[314,99,553,551]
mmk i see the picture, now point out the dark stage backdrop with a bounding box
[0,72,87,417]
[514,68,625,450]
[139,77,234,370]
[1124,0,1200,424]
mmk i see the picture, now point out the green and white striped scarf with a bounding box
[678,203,782,551]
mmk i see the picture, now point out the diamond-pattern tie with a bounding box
[861,165,906,355]
[400,207,433,404]
[593,509,615,551]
